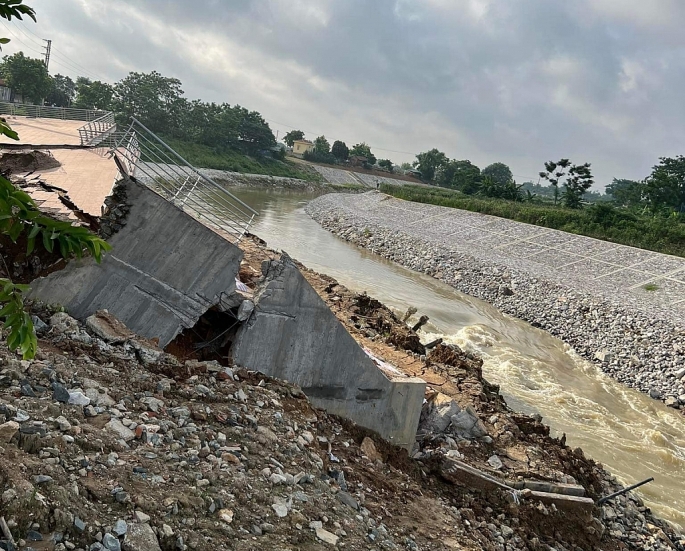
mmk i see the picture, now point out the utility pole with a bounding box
[42,39,51,71]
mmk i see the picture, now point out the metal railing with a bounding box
[0,101,109,122]
[107,118,258,242]
[78,112,116,146]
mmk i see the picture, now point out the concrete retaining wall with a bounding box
[231,254,425,450]
[30,177,243,346]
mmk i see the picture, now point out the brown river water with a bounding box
[227,189,685,529]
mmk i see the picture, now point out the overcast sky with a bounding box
[3,0,684,188]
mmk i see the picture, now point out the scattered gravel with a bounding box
[306,192,685,410]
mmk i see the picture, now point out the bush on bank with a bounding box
[380,184,685,258]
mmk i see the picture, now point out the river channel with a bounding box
[229,188,685,529]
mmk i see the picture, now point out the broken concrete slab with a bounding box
[30,177,243,347]
[85,310,133,344]
[527,490,595,514]
[441,458,595,513]
[231,254,425,450]
[507,480,586,497]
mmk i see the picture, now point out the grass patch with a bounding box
[380,184,685,258]
[643,283,659,292]
[160,137,322,182]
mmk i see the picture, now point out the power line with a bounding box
[9,21,107,81]
[42,38,51,70]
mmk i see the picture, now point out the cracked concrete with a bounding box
[231,253,425,449]
[29,176,243,346]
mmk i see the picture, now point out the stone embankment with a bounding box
[306,192,685,411]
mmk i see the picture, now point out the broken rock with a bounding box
[106,419,136,442]
[123,523,162,551]
[86,310,133,344]
[316,527,339,545]
[0,421,19,443]
[360,436,382,462]
[420,393,461,433]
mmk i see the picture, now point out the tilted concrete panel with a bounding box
[29,177,243,346]
[231,254,425,450]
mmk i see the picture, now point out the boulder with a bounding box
[420,393,461,433]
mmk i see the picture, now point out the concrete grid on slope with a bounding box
[344,193,685,320]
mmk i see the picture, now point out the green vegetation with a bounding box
[643,283,659,292]
[0,0,112,360]
[380,184,685,257]
[0,174,111,359]
[163,137,321,181]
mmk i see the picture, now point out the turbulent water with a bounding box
[226,188,685,529]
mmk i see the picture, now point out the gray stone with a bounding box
[315,528,339,545]
[102,533,121,551]
[123,523,162,551]
[34,475,53,485]
[450,406,488,439]
[106,419,135,442]
[337,491,359,510]
[487,455,503,470]
[133,511,150,523]
[55,416,71,431]
[113,520,128,537]
[68,391,91,406]
[52,382,70,403]
[420,393,461,433]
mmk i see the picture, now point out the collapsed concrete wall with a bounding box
[29,177,243,346]
[231,254,426,450]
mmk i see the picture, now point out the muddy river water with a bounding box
[229,189,685,529]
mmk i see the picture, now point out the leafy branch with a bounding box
[0,279,35,358]
[0,175,112,358]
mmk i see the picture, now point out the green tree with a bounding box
[46,74,75,107]
[0,51,52,104]
[643,156,685,214]
[233,105,276,154]
[400,162,413,171]
[283,129,305,147]
[605,178,644,208]
[350,142,376,165]
[378,159,394,173]
[539,159,571,206]
[482,162,513,187]
[436,159,481,194]
[72,77,114,110]
[562,163,594,209]
[331,140,349,161]
[314,135,330,155]
[112,71,185,135]
[414,149,448,182]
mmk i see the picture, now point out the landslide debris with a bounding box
[0,235,680,550]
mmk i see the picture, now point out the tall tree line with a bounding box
[0,54,277,156]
